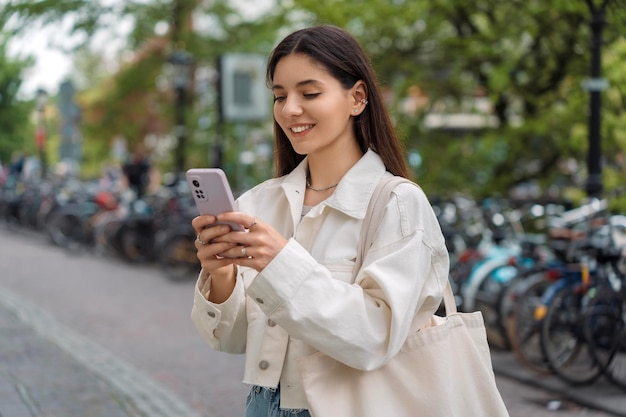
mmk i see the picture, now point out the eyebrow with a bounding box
[271,79,322,91]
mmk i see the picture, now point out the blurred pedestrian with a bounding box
[8,151,25,183]
[0,160,6,187]
[121,145,151,199]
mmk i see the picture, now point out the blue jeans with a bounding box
[244,385,311,417]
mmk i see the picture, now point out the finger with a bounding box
[246,217,258,230]
[191,215,217,233]
[233,252,264,271]
[217,212,258,230]
[195,234,210,246]
[197,252,235,272]
[196,241,239,258]
[210,242,252,260]
[196,224,232,247]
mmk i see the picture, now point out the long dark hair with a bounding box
[266,25,409,179]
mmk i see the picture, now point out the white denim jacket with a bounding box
[191,149,450,409]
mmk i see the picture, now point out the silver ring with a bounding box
[196,234,209,245]
[248,218,257,229]
[241,246,247,257]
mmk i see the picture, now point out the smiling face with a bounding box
[271,53,360,157]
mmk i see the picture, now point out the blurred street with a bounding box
[1,227,624,417]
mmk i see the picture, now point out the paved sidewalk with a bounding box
[1,283,625,417]
[0,289,201,417]
[491,350,626,417]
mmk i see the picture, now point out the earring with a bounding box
[353,109,358,113]
[360,99,368,105]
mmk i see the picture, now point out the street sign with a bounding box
[581,78,609,91]
[218,54,270,122]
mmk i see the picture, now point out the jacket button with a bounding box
[255,297,264,304]
[259,360,269,370]
[207,311,216,318]
[267,319,276,327]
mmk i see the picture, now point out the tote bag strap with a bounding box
[353,176,457,316]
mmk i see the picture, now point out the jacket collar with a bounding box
[281,149,388,220]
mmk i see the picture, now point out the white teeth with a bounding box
[291,125,312,133]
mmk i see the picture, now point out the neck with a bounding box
[306,143,363,191]
[306,176,338,192]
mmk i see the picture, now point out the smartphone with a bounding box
[186,168,245,232]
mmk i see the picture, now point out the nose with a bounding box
[281,96,303,117]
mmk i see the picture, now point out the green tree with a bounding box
[0,36,34,164]
[3,0,625,206]
[283,0,626,205]
[0,0,283,185]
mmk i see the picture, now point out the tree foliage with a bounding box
[0,36,34,163]
[1,0,625,208]
[283,0,626,205]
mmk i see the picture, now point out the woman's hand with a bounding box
[192,215,239,273]
[192,213,288,302]
[192,215,239,303]
[210,212,289,272]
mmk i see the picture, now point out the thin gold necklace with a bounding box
[306,178,339,192]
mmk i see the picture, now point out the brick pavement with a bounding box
[1,281,625,417]
[0,289,201,417]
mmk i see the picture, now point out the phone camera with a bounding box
[192,179,200,187]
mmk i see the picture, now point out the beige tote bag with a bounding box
[297,176,510,417]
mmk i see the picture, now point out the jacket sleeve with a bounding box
[246,183,450,371]
[190,269,249,354]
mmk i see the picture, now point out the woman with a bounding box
[191,25,449,416]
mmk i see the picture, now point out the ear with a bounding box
[350,81,368,116]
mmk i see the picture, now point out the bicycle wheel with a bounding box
[584,286,626,390]
[605,315,626,390]
[158,233,200,282]
[506,273,553,374]
[500,269,542,339]
[474,264,518,350]
[541,284,603,385]
[48,211,85,250]
[114,222,155,263]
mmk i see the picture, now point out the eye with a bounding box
[273,96,285,103]
[303,93,320,99]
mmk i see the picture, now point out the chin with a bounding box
[288,142,311,156]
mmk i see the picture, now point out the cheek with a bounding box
[272,104,280,120]
[274,117,288,135]
[273,106,287,126]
